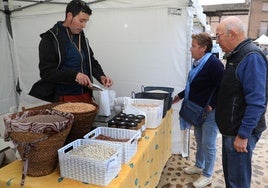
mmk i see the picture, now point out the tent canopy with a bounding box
[0,0,207,156]
[254,34,268,45]
[0,0,207,113]
[1,0,191,12]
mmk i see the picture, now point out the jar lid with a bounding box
[126,114,136,119]
[136,115,145,119]
[117,121,127,126]
[114,116,122,121]
[124,117,132,122]
[118,112,126,118]
[133,118,141,123]
[127,121,138,127]
[108,119,116,125]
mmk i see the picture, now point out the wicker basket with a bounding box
[3,109,74,185]
[24,102,99,144]
[52,102,99,144]
[22,103,58,111]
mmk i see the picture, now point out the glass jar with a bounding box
[133,118,141,124]
[117,121,127,129]
[118,112,126,118]
[108,119,117,128]
[123,117,132,122]
[126,114,136,120]
[136,115,145,121]
[114,116,122,122]
[136,115,146,137]
[127,121,138,130]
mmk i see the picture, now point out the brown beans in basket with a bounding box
[53,102,96,113]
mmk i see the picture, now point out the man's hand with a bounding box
[234,136,248,153]
[75,72,92,87]
[100,76,113,88]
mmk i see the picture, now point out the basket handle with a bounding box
[130,132,141,143]
[17,135,49,186]
[63,145,74,153]
[84,132,96,139]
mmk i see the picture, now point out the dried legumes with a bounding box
[68,143,116,160]
[53,102,96,113]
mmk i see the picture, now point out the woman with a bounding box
[173,32,224,188]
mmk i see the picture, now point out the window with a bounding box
[262,2,268,11]
[259,21,268,35]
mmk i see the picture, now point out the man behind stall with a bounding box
[30,0,113,102]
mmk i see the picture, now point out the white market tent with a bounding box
[0,0,208,157]
[254,34,268,45]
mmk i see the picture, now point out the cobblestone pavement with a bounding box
[157,119,268,188]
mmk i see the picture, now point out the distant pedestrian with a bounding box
[263,47,268,56]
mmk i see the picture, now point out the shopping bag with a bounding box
[179,99,208,126]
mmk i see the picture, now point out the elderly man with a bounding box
[215,16,268,188]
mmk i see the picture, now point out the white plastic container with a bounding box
[129,98,163,129]
[84,127,140,164]
[58,139,121,186]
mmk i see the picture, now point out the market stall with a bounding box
[0,0,208,160]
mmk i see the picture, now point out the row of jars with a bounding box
[108,112,145,131]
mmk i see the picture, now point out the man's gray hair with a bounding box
[224,16,245,34]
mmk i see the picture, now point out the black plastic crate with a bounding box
[142,86,174,110]
[132,91,169,118]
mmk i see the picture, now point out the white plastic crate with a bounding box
[84,127,140,164]
[130,98,163,129]
[58,139,121,186]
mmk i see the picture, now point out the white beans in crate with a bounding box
[84,127,140,164]
[58,139,122,186]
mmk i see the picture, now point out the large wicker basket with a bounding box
[55,102,99,144]
[3,109,74,185]
[25,102,99,144]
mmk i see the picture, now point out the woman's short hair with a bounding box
[66,0,92,18]
[191,32,213,53]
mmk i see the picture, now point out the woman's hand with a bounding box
[206,105,213,112]
[172,95,181,104]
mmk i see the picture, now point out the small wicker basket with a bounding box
[3,109,74,185]
[24,102,99,144]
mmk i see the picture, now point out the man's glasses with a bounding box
[216,33,224,40]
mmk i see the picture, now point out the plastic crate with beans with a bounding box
[84,127,140,164]
[58,139,122,186]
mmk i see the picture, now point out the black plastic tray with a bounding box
[142,86,174,111]
[132,92,170,118]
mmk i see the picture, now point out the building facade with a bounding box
[202,2,250,38]
[202,0,268,40]
[248,0,268,39]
